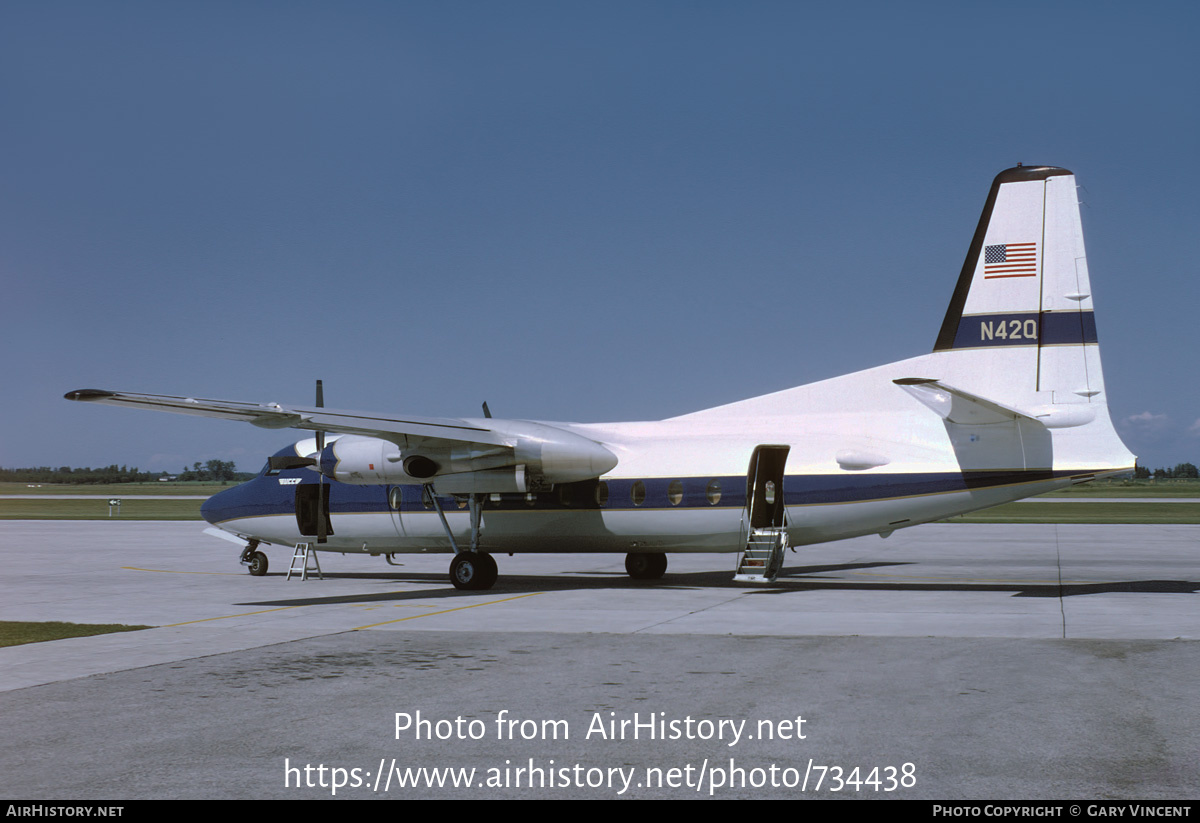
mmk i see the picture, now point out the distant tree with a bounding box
[1173,463,1199,479]
[205,459,236,482]
[1133,466,1150,479]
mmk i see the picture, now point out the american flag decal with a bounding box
[983,242,1037,278]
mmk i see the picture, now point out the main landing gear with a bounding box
[625,552,667,580]
[450,551,498,591]
[426,487,501,591]
[426,487,670,589]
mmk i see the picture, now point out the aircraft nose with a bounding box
[200,473,294,526]
[200,486,234,525]
[201,481,261,525]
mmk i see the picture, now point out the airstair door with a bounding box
[736,445,790,583]
[295,483,333,539]
[746,445,789,529]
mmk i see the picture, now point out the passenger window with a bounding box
[667,480,683,506]
[706,479,722,505]
[631,481,646,506]
[595,481,609,507]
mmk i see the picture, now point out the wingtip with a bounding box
[64,389,115,401]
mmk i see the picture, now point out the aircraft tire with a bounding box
[248,551,269,576]
[450,551,497,591]
[625,552,667,580]
[478,552,498,585]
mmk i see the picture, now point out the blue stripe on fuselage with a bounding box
[201,466,1069,526]
[950,311,1097,350]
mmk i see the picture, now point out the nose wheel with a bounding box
[248,551,269,576]
[450,551,498,590]
[239,541,269,576]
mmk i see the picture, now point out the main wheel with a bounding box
[625,552,667,580]
[248,551,269,576]
[450,551,498,590]
[477,552,498,583]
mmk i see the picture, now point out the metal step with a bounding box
[733,528,787,583]
[286,542,323,581]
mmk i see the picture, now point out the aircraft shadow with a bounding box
[236,561,1200,608]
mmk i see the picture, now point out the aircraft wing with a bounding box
[64,388,618,487]
[64,389,508,445]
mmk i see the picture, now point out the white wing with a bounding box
[64,389,617,488]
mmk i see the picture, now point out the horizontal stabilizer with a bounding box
[893,378,1034,425]
[894,378,1098,429]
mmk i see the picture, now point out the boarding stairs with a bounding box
[733,527,787,583]
[287,542,323,581]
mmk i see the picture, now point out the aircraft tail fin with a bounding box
[921,164,1133,472]
[669,165,1135,475]
[932,165,1104,406]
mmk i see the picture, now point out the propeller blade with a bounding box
[315,379,325,453]
[315,379,328,543]
[317,482,328,544]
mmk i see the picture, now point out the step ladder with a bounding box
[733,528,787,583]
[287,542,323,581]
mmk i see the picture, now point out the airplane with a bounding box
[65,164,1135,590]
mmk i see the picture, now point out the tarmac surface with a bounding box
[1,520,1197,800]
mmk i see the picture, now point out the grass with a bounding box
[0,482,232,496]
[0,497,204,520]
[1039,478,1200,497]
[0,620,152,648]
[947,501,1200,524]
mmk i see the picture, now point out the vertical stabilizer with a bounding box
[928,165,1132,472]
[933,165,1101,405]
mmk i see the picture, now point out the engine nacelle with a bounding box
[315,424,617,492]
[317,435,423,484]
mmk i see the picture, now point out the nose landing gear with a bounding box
[239,541,269,576]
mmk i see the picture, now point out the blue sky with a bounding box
[3,1,1197,474]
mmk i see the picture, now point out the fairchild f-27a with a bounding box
[66,165,1135,589]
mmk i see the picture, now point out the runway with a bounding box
[1,520,1197,799]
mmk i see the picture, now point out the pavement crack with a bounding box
[631,590,754,634]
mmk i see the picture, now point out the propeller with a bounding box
[315,379,328,544]
[264,379,329,543]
